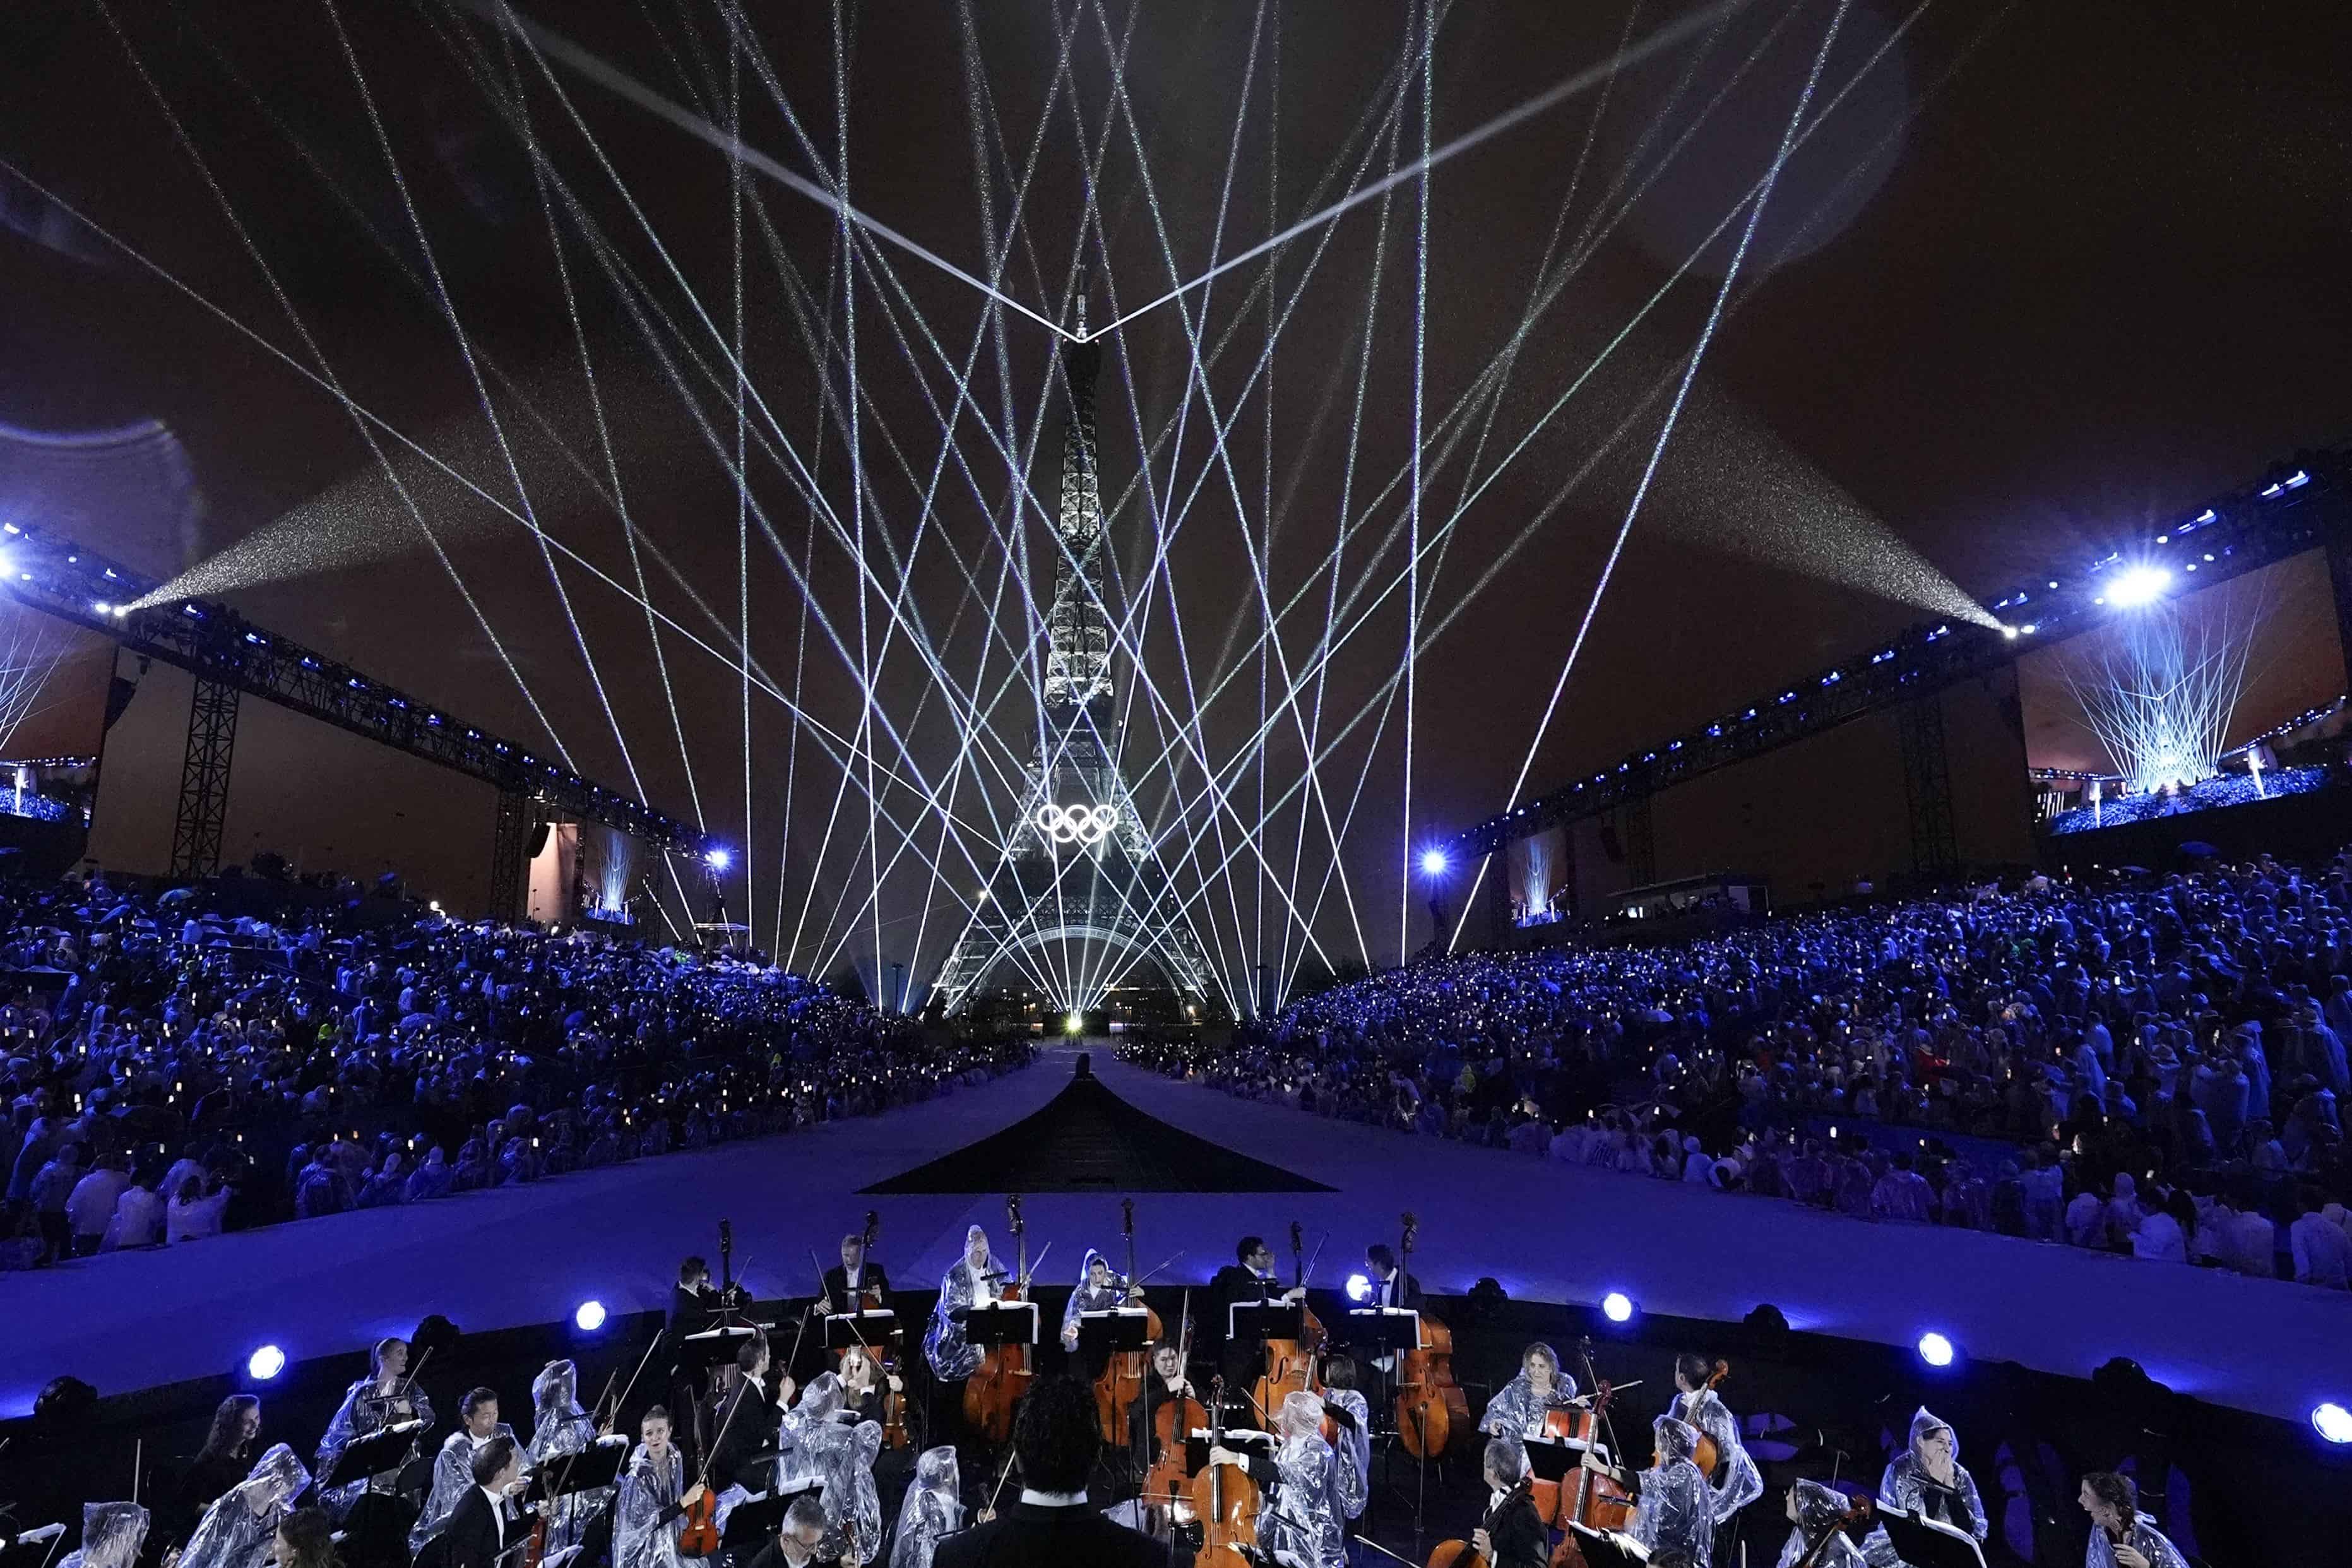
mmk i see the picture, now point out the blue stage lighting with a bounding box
[2105,564,2172,609]
[574,1300,608,1333]
[247,1345,287,1381]
[1600,1292,1634,1324]
[1346,1273,1374,1304]
[704,847,732,871]
[1420,848,1449,877]
[2313,1403,2352,1445]
[1916,1331,1956,1368]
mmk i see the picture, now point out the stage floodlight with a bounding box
[574,1300,608,1333]
[1420,848,1449,877]
[704,847,732,871]
[1600,1292,1635,1324]
[247,1345,287,1381]
[2313,1403,2352,1445]
[1916,1331,1956,1368]
[1065,1011,1084,1035]
[1346,1273,1374,1304]
[2105,564,2172,609]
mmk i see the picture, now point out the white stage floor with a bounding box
[10,1044,2346,1425]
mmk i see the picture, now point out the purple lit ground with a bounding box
[9,1045,2343,1423]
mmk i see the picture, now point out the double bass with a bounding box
[1394,1212,1468,1458]
[1191,1376,1260,1568]
[961,1194,1031,1445]
[1093,1199,1165,1442]
[1252,1221,1326,1420]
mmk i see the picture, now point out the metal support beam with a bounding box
[1624,794,1656,886]
[490,790,531,924]
[1898,692,1959,883]
[167,678,238,879]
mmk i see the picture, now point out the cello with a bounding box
[961,1194,1032,1446]
[1394,1212,1467,1458]
[1252,1221,1326,1420]
[1682,1359,1731,1480]
[1191,1375,1260,1568]
[836,1211,908,1449]
[1550,1341,1635,1568]
[1427,1471,1535,1568]
[1093,1199,1165,1442]
[1141,1295,1207,1514]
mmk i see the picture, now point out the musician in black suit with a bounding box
[816,1233,891,1316]
[1474,1437,1550,1568]
[934,1375,1182,1567]
[1204,1236,1301,1391]
[1361,1244,1423,1311]
[442,1436,528,1568]
[709,1339,788,1501]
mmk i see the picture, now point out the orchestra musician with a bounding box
[1360,1244,1423,1311]
[1780,1481,1866,1568]
[177,1446,310,1568]
[410,1389,514,1555]
[57,1502,148,1568]
[1318,1356,1372,1522]
[776,1373,884,1565]
[1123,1341,1197,1465]
[441,1437,532,1568]
[1862,1408,1987,1566]
[2078,1473,2188,1568]
[1478,1342,1581,1442]
[1209,1388,1349,1568]
[922,1225,1002,1389]
[314,1338,432,1521]
[1473,1436,1550,1568]
[614,1408,708,1568]
[1671,1354,1764,1533]
[819,1232,891,1317]
[1059,1250,1144,1375]
[1627,1416,1716,1565]
[711,1338,793,1536]
[1204,1235,1304,1389]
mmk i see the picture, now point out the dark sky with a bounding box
[1,0,2348,997]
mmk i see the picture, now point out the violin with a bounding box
[1427,1471,1534,1568]
[1394,1212,1467,1459]
[1684,1359,1730,1479]
[676,1354,754,1560]
[961,1194,1031,1445]
[1191,1376,1260,1568]
[1093,1198,1166,1443]
[1252,1220,1326,1421]
[1793,1497,1874,1568]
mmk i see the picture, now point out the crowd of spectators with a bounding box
[0,873,1031,1269]
[1124,851,2352,1289]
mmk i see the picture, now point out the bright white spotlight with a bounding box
[247,1345,287,1381]
[2000,625,2019,640]
[1916,1331,1956,1368]
[2314,1402,2352,1444]
[703,847,732,871]
[2105,564,2173,609]
[1600,1292,1634,1324]
[574,1300,608,1333]
[1420,848,1450,877]
[1064,1011,1084,1035]
[1346,1273,1374,1304]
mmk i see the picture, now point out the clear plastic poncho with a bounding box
[1630,1417,1715,1565]
[1677,1385,1764,1521]
[887,1446,960,1568]
[316,1370,434,1519]
[2085,1513,2190,1568]
[1256,1391,1348,1568]
[1477,1343,1582,1440]
[922,1229,992,1383]
[527,1360,609,1554]
[408,1423,516,1553]
[1862,1406,1988,1566]
[612,1441,687,1568]
[778,1372,882,1564]
[1059,1250,1128,1347]
[59,1500,150,1568]
[180,1446,310,1568]
[1778,1480,1866,1568]
[1324,1387,1370,1521]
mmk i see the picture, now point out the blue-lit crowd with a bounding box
[0,875,1030,1268]
[1126,852,2352,1289]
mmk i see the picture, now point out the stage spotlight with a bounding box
[247,1345,287,1381]
[2105,564,2172,609]
[1420,848,1449,877]
[1601,1292,1635,1324]
[1064,1011,1084,1035]
[703,847,732,871]
[1916,1331,1956,1368]
[2313,1403,2352,1444]
[1346,1273,1374,1304]
[573,1300,607,1333]
[2000,625,2018,640]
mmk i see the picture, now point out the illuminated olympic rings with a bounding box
[1034,802,1119,845]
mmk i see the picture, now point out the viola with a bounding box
[1684,1359,1730,1480]
[1394,1211,1468,1459]
[961,1194,1031,1445]
[1191,1375,1260,1568]
[1427,1471,1534,1568]
[1252,1220,1326,1421]
[1093,1198,1166,1443]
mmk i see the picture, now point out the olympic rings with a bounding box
[1033,802,1119,845]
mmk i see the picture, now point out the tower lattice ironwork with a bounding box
[931,306,1215,1014]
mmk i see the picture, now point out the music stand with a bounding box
[681,1325,759,1372]
[1185,1427,1274,1473]
[320,1422,429,1491]
[525,1437,629,1501]
[1877,1507,1987,1568]
[0,1526,65,1568]
[1564,1522,1651,1566]
[1078,1308,1152,1356]
[1226,1301,1302,1345]
[718,1483,821,1553]
[952,1301,1039,1348]
[822,1311,896,1351]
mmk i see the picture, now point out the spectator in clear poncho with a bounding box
[57,1501,148,1568]
[179,1445,310,1568]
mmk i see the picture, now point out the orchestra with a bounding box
[27,1209,2159,1568]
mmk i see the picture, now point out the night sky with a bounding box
[1,0,2348,998]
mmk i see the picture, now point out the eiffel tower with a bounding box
[930,302,1216,1015]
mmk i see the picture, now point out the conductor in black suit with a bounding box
[442,1435,528,1568]
[934,1374,1187,1567]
